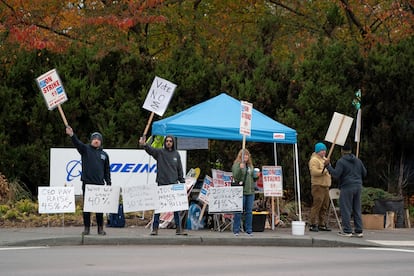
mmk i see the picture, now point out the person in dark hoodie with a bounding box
[139,135,186,236]
[325,143,367,238]
[65,126,111,236]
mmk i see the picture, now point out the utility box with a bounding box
[362,214,384,230]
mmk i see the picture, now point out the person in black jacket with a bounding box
[139,135,186,236]
[66,126,111,235]
[325,143,367,238]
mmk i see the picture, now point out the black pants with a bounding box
[83,212,104,227]
[82,183,104,227]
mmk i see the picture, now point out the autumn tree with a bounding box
[0,0,168,54]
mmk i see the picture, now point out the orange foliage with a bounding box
[0,0,167,53]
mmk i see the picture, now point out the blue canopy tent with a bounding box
[151,93,303,222]
[152,93,296,144]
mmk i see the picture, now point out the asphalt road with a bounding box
[1,245,413,276]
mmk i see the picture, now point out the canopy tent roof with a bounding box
[152,93,297,144]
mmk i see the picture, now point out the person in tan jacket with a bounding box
[308,142,332,232]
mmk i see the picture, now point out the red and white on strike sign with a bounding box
[36,69,68,110]
[239,101,252,136]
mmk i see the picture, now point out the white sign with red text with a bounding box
[36,69,68,110]
[240,101,252,136]
[262,165,283,197]
[198,175,213,204]
[211,169,232,187]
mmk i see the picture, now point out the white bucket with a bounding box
[291,221,305,236]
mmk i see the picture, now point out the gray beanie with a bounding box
[90,132,103,143]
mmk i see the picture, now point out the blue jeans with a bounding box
[152,212,180,229]
[339,185,363,234]
[233,194,255,234]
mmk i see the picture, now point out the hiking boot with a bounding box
[176,227,188,236]
[309,225,319,232]
[97,226,106,235]
[337,231,352,237]
[318,225,332,231]
[82,226,90,235]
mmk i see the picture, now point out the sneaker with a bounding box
[234,233,239,237]
[309,225,319,232]
[245,232,253,237]
[353,232,364,238]
[318,225,332,232]
[337,232,352,237]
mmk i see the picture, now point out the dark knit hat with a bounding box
[342,143,351,152]
[90,132,103,143]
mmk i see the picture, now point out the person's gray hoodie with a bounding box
[327,153,367,188]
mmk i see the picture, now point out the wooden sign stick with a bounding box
[57,104,69,127]
[326,114,345,159]
[143,112,155,137]
[322,115,345,173]
[199,203,207,222]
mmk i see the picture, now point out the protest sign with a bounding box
[141,76,177,136]
[142,76,177,116]
[208,186,243,213]
[35,68,69,126]
[324,112,354,158]
[240,101,252,137]
[38,186,75,214]
[198,175,213,204]
[325,112,353,146]
[36,68,68,110]
[121,184,159,212]
[262,166,283,197]
[83,184,120,213]
[154,183,189,213]
[211,169,232,187]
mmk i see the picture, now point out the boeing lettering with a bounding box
[110,163,157,173]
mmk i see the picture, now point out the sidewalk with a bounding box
[1,226,413,248]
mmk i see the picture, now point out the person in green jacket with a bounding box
[232,148,257,236]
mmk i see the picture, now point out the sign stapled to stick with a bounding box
[36,69,68,110]
[35,68,69,126]
[240,101,252,137]
[142,76,177,136]
[324,112,354,158]
[262,166,283,197]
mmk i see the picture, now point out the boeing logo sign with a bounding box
[50,148,187,195]
[65,160,158,182]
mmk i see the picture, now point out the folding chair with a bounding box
[328,188,342,232]
[213,213,233,232]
